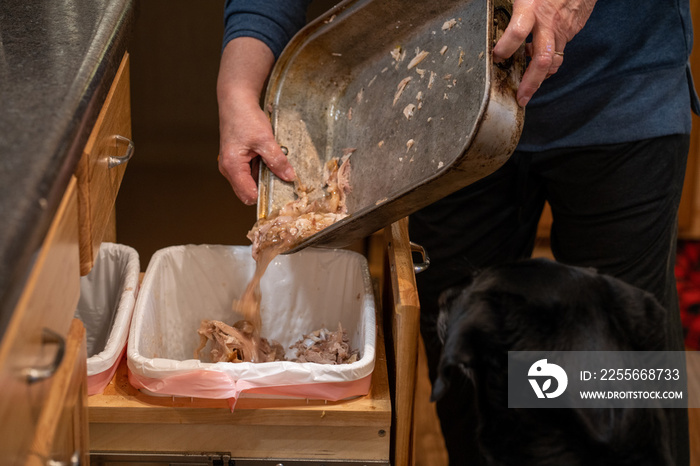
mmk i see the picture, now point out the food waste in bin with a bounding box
[127,245,375,401]
[193,156,355,365]
[195,319,359,365]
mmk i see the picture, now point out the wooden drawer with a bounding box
[27,319,88,466]
[87,221,424,465]
[0,176,81,465]
[76,52,132,275]
[88,309,392,462]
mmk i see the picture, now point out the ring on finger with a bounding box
[553,51,564,56]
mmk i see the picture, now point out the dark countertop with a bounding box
[0,1,134,340]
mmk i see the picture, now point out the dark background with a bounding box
[116,0,336,269]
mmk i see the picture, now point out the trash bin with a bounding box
[74,242,140,395]
[127,244,376,405]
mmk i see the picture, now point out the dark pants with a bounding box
[409,134,690,466]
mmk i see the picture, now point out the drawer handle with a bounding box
[23,328,65,384]
[410,241,430,274]
[108,135,134,168]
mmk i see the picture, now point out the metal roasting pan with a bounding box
[259,0,525,253]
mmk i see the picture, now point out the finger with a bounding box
[219,153,259,205]
[546,55,563,78]
[547,40,566,77]
[544,48,565,80]
[255,140,296,182]
[493,0,536,62]
[517,30,556,106]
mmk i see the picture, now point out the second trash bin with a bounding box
[74,242,140,395]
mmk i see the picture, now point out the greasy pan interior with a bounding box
[260,0,525,252]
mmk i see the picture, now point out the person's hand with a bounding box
[217,37,296,205]
[493,0,597,107]
[218,88,295,205]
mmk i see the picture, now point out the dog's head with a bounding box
[431,258,672,465]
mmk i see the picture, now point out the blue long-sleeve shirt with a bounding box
[223,0,699,151]
[223,0,310,59]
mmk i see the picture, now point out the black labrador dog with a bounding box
[431,258,673,466]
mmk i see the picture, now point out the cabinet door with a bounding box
[0,177,81,465]
[26,319,88,466]
[76,52,132,275]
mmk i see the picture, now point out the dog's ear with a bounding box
[432,285,494,403]
[436,286,467,336]
[433,286,475,402]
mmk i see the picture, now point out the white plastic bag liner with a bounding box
[127,245,376,402]
[74,242,140,395]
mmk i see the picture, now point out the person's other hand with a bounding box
[217,37,295,205]
[492,0,597,107]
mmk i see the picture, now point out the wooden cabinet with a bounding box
[0,51,132,465]
[88,290,393,463]
[86,220,421,466]
[0,177,82,465]
[27,319,89,466]
[76,53,133,276]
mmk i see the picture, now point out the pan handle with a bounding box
[493,5,513,70]
[410,241,430,274]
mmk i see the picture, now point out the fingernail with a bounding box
[518,96,530,107]
[244,189,257,205]
[282,166,296,181]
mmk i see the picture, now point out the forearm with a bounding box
[217,37,275,107]
[217,37,294,204]
[216,0,309,203]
